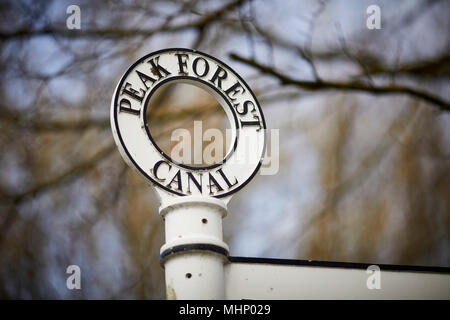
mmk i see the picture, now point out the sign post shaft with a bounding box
[159,196,229,300]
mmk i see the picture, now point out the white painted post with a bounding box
[159,196,229,300]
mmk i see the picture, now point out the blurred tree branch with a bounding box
[0,142,116,205]
[229,53,450,111]
[0,0,247,41]
[356,53,450,79]
[0,108,110,132]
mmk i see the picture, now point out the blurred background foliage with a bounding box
[0,0,449,299]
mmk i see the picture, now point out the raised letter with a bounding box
[216,168,237,189]
[241,118,262,130]
[136,70,157,89]
[176,53,189,74]
[167,170,183,191]
[187,172,202,194]
[209,65,227,89]
[119,98,139,115]
[224,81,245,102]
[122,82,146,103]
[193,57,210,77]
[148,56,171,79]
[152,160,171,182]
[236,100,254,115]
[208,173,223,195]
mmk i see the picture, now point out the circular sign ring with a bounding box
[111,48,266,198]
[142,76,239,171]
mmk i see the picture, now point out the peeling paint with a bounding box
[166,284,177,300]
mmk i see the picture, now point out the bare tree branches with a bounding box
[229,53,450,111]
[0,109,110,132]
[0,0,246,41]
[0,142,116,205]
[360,53,450,79]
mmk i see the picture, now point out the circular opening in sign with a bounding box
[146,82,232,169]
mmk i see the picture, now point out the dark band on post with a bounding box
[159,243,229,266]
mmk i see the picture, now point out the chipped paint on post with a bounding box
[166,284,177,300]
[159,197,229,300]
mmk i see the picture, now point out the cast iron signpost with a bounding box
[111,48,450,300]
[111,48,266,299]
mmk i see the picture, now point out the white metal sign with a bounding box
[110,48,266,200]
[225,257,450,300]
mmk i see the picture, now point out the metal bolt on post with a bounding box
[160,196,229,299]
